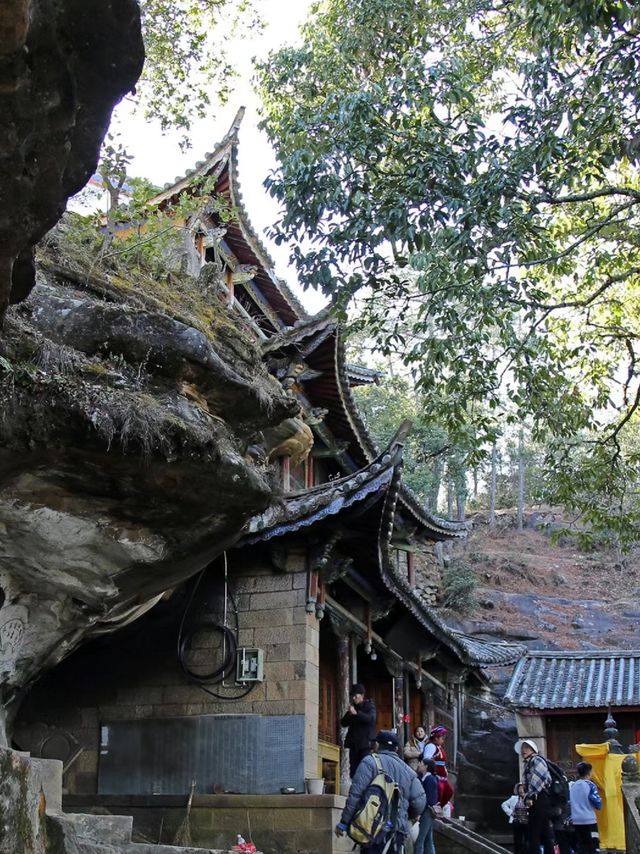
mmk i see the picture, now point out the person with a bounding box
[335,730,426,854]
[569,761,601,854]
[515,738,556,854]
[501,782,528,854]
[404,725,427,771]
[421,725,453,814]
[414,757,439,854]
[341,682,377,778]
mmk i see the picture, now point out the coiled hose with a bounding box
[176,557,255,700]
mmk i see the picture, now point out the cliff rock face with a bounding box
[0,0,144,318]
[0,225,297,740]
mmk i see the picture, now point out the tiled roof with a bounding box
[504,650,640,710]
[345,363,383,386]
[147,107,308,326]
[238,422,409,545]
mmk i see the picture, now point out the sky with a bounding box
[97,0,326,314]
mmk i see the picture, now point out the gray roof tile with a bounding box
[504,650,640,709]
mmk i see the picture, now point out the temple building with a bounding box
[15,110,524,853]
[505,649,640,770]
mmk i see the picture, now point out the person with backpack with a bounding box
[335,730,426,854]
[569,761,602,854]
[341,683,377,778]
[515,738,557,854]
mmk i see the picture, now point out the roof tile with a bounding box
[504,651,640,709]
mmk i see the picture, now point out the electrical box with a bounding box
[236,648,265,682]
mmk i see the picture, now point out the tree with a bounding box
[138,0,261,141]
[258,0,640,541]
[350,371,451,509]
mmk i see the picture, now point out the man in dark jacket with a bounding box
[341,682,377,778]
[335,730,426,853]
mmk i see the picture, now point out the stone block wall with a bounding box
[64,794,354,854]
[17,546,321,794]
[413,549,441,605]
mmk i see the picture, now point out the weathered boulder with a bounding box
[0,225,297,741]
[0,0,144,319]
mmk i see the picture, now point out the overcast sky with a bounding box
[106,0,326,313]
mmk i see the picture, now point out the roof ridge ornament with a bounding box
[230,105,246,135]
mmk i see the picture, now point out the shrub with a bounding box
[441,560,477,614]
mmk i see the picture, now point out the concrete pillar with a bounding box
[303,613,320,779]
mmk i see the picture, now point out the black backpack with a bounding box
[543,758,570,818]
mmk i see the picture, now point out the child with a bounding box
[501,782,528,854]
[415,758,439,854]
[569,761,602,854]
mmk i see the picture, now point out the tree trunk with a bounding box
[488,442,497,531]
[447,473,454,519]
[429,455,443,511]
[517,428,525,532]
[456,490,465,522]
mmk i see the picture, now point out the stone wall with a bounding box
[413,549,441,605]
[16,546,321,793]
[0,747,52,854]
[64,794,353,854]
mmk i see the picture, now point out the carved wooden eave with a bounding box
[237,421,411,547]
[147,107,306,330]
[265,315,468,542]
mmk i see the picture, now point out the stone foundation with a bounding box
[64,793,353,854]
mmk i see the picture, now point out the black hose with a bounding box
[176,560,256,700]
[177,620,237,684]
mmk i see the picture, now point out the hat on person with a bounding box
[429,725,448,738]
[350,683,365,695]
[375,730,399,748]
[514,738,539,754]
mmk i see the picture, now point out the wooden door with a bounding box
[367,680,394,731]
[319,657,338,744]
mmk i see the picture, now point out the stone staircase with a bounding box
[0,747,228,854]
[434,817,512,854]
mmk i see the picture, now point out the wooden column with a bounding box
[336,634,351,793]
[393,674,406,748]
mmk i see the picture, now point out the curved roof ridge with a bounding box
[239,421,410,544]
[261,308,333,355]
[521,649,640,659]
[228,141,309,321]
[147,107,245,206]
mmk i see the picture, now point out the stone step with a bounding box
[125,847,237,854]
[435,817,512,854]
[52,811,134,846]
[30,755,64,813]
